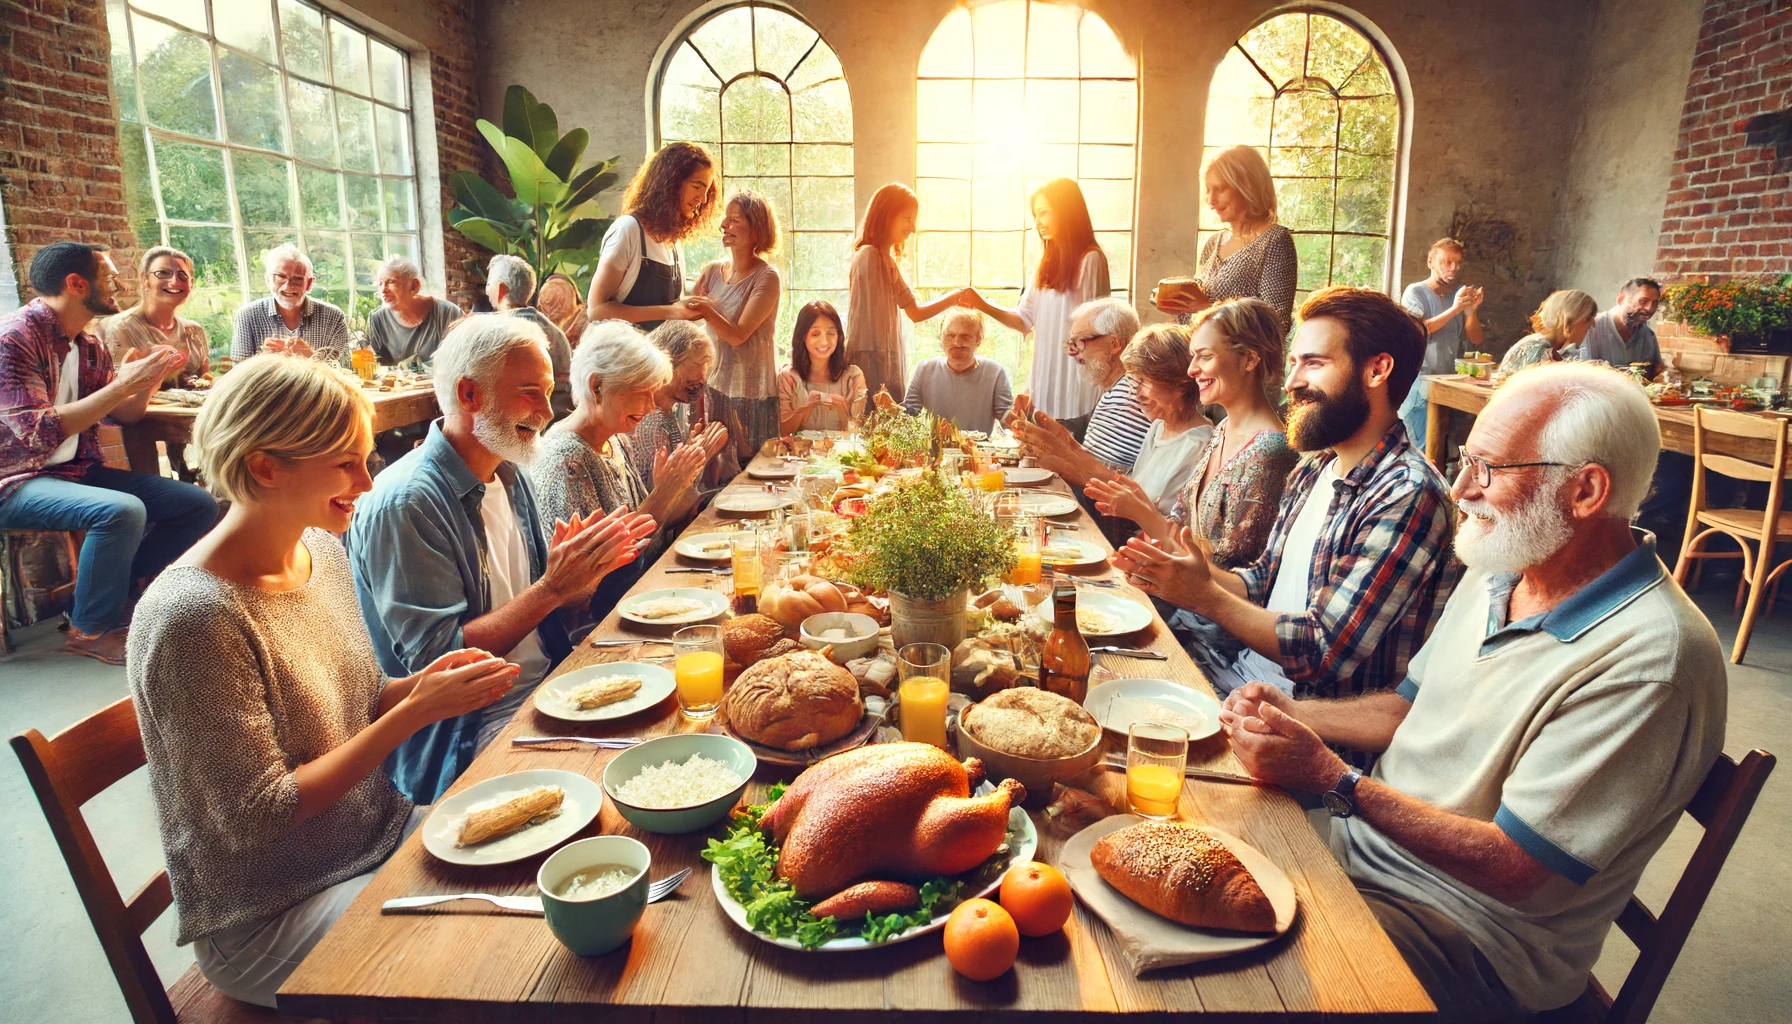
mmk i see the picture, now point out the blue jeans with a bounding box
[0,465,216,633]
[1398,379,1430,452]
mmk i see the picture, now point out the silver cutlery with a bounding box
[381,868,693,915]
[665,567,729,574]
[1088,646,1167,659]
[590,638,671,647]
[513,736,644,749]
[1097,759,1258,785]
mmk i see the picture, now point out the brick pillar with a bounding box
[1654,0,1792,281]
[423,0,492,310]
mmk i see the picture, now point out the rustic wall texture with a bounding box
[1654,0,1792,282]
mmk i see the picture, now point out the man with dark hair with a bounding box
[1398,237,1483,449]
[1575,277,1662,375]
[1113,286,1457,709]
[0,241,217,663]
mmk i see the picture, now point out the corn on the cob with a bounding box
[457,786,564,846]
[568,675,642,710]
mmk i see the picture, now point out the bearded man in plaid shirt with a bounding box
[1113,287,1458,705]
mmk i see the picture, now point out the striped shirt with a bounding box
[1233,421,1460,700]
[1081,373,1152,472]
[230,296,351,365]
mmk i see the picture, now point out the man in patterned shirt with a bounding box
[0,242,216,663]
[1113,287,1457,707]
[229,243,350,364]
[1007,297,1152,484]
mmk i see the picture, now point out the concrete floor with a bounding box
[1,583,1787,1023]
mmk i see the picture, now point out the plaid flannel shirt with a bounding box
[0,300,114,502]
[1234,420,1460,699]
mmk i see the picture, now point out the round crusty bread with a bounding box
[1090,821,1277,933]
[961,687,1099,760]
[725,649,863,750]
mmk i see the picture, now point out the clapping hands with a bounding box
[542,505,658,605]
[264,337,315,358]
[115,344,185,394]
[1217,682,1344,793]
[1084,473,1156,525]
[1109,525,1216,612]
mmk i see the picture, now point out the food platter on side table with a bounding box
[533,662,677,722]
[1084,677,1222,742]
[421,769,602,867]
[617,587,730,627]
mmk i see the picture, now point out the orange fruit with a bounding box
[943,898,1019,981]
[999,861,1073,937]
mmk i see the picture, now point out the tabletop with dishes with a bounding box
[278,416,1433,1021]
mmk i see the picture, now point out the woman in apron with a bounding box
[588,142,719,331]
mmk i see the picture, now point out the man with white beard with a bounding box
[1216,362,1726,1022]
[346,314,656,802]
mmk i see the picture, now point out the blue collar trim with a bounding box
[1484,531,1664,647]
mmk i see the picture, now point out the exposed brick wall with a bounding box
[420,0,491,309]
[1655,0,1792,281]
[0,0,138,304]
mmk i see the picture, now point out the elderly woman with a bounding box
[630,319,730,495]
[536,272,589,348]
[532,320,712,622]
[128,355,517,1007]
[1502,289,1599,373]
[693,189,783,475]
[1088,324,1213,517]
[1154,146,1298,333]
[487,254,574,421]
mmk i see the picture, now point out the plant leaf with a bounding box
[451,217,520,255]
[560,169,618,214]
[449,170,524,224]
[500,84,560,160]
[494,134,566,207]
[548,218,603,252]
[544,127,588,180]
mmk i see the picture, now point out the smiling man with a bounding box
[1007,297,1151,485]
[346,314,654,802]
[1112,286,1456,706]
[365,256,461,368]
[1218,362,1725,1021]
[902,308,1013,434]
[230,243,350,364]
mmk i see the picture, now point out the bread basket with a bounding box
[954,709,1106,808]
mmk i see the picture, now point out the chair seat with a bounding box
[166,964,327,1024]
[1694,507,1792,540]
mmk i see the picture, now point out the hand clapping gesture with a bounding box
[653,439,709,494]
[1084,474,1157,525]
[264,336,315,359]
[1109,525,1215,612]
[114,344,185,396]
[1217,682,1346,793]
[399,649,521,724]
[541,506,658,606]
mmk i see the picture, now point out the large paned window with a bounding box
[915,1,1136,394]
[1202,10,1401,304]
[104,0,421,353]
[657,2,854,348]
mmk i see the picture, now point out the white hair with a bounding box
[1497,361,1660,519]
[572,320,671,409]
[1072,297,1140,344]
[262,243,312,275]
[646,319,714,367]
[433,313,549,414]
[378,255,420,282]
[486,254,536,308]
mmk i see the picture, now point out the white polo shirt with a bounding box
[1330,533,1726,1011]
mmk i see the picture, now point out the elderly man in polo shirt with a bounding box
[1217,361,1726,1022]
[230,243,350,364]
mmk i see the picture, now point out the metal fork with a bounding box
[380,868,692,915]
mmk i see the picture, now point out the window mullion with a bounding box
[271,0,302,299]
[203,6,254,310]
[123,9,173,248]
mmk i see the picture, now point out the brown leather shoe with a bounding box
[65,626,129,665]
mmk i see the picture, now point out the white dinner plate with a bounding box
[711,783,1037,951]
[1083,677,1222,743]
[674,532,736,561]
[747,463,800,480]
[533,662,677,723]
[422,769,602,867]
[1007,491,1079,517]
[618,587,729,627]
[1033,587,1153,637]
[1003,467,1054,487]
[1040,537,1107,569]
[714,491,791,515]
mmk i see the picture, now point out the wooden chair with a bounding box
[11,697,321,1023]
[1568,749,1776,1023]
[1674,407,1792,663]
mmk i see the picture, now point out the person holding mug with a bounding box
[1153,146,1296,334]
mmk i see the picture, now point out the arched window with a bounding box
[656,2,853,342]
[915,1,1136,393]
[1202,10,1402,303]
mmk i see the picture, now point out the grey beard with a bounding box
[1454,490,1573,573]
[471,412,541,467]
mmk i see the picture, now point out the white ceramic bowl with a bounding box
[799,611,881,661]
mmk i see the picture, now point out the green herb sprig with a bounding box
[841,471,1016,601]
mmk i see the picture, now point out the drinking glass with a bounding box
[783,510,811,556]
[730,530,765,614]
[896,643,952,748]
[1007,515,1043,586]
[672,624,725,719]
[1126,723,1189,820]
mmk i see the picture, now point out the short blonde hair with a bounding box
[193,354,371,504]
[1203,146,1278,223]
[726,189,781,256]
[1529,289,1599,345]
[939,307,985,340]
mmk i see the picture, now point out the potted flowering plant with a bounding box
[1662,276,1792,353]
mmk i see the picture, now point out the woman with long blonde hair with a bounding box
[588,141,720,330]
[1153,145,1297,332]
[846,182,971,402]
[1500,289,1599,372]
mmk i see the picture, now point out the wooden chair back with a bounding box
[11,697,179,1024]
[1692,406,1790,487]
[1597,748,1776,1023]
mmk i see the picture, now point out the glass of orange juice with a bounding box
[897,642,951,748]
[1008,515,1043,586]
[971,451,1005,493]
[1126,723,1188,819]
[350,347,376,382]
[672,624,725,720]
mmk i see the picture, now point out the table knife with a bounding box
[665,567,728,574]
[513,736,644,748]
[1088,646,1167,659]
[1098,759,1257,785]
[590,638,671,647]
[382,893,543,914]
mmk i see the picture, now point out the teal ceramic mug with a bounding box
[537,835,651,957]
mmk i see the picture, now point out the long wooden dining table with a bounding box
[122,383,438,474]
[278,451,1434,1022]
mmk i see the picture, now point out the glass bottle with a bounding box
[1040,580,1091,704]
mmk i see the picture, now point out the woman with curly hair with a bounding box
[588,141,719,331]
[691,189,783,474]
[846,183,971,403]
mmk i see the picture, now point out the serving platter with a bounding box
[533,662,676,723]
[710,784,1038,951]
[1033,587,1153,637]
[674,531,736,561]
[1084,677,1222,742]
[1006,491,1079,517]
[747,463,801,480]
[618,587,729,627]
[421,768,602,866]
[711,696,888,768]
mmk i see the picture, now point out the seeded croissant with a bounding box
[458,786,564,846]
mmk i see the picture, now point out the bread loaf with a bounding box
[1090,822,1276,933]
[960,687,1098,759]
[759,575,850,628]
[725,649,863,750]
[723,614,786,669]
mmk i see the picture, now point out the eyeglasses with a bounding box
[1067,332,1106,353]
[269,272,311,286]
[150,269,192,283]
[1456,448,1572,488]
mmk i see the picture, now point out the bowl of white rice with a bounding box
[601,733,756,834]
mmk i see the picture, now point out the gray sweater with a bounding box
[126,530,411,944]
[901,356,1014,434]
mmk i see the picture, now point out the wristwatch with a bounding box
[1323,769,1363,818]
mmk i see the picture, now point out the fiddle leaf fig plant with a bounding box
[447,84,620,289]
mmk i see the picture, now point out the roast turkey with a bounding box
[759,742,1026,900]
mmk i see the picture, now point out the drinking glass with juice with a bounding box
[972,452,1005,493]
[1126,723,1189,819]
[896,642,951,748]
[1007,516,1043,586]
[672,625,725,719]
[350,348,376,382]
[730,530,764,615]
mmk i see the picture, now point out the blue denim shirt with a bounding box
[346,420,570,802]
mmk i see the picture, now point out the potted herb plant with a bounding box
[840,471,1016,650]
